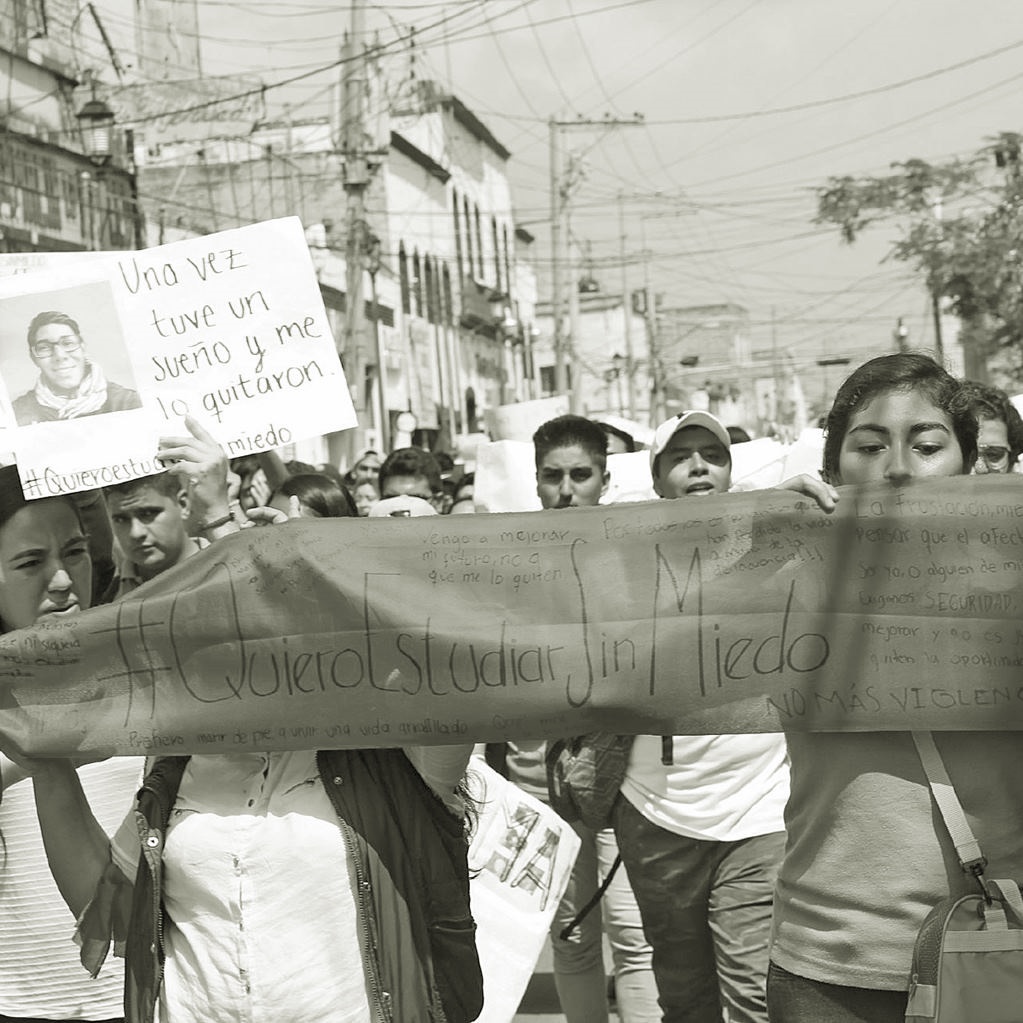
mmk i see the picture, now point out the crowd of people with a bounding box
[0,352,1020,1023]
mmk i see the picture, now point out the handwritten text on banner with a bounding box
[0,477,1021,755]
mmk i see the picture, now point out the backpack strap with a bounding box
[558,853,623,941]
[910,731,987,889]
[987,878,1023,926]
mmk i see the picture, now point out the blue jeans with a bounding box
[766,962,908,1023]
[613,796,784,1023]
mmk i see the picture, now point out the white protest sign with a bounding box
[485,395,569,442]
[467,760,581,1023]
[0,219,355,498]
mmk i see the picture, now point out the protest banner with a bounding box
[1,476,1022,756]
[0,218,355,498]
[466,760,581,1023]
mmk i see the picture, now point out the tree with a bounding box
[814,133,1023,380]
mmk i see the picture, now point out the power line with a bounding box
[643,34,1023,125]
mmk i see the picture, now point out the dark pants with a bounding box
[613,796,783,1023]
[767,962,908,1023]
[0,1017,122,1023]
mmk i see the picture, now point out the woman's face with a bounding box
[835,389,965,486]
[353,455,381,485]
[973,416,1012,474]
[31,322,88,393]
[353,482,379,517]
[0,500,91,632]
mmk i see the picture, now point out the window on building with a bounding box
[424,256,436,324]
[398,243,410,315]
[442,263,454,327]
[412,249,422,318]
[474,204,484,280]
[463,196,474,281]
[503,225,512,299]
[61,170,80,223]
[452,190,463,278]
[491,215,501,294]
[539,365,570,395]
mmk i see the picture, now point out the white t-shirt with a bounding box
[620,733,789,841]
[0,757,142,1020]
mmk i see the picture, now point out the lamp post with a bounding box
[76,94,115,252]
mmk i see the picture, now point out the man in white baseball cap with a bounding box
[367,494,437,518]
[613,407,838,1023]
[649,410,733,499]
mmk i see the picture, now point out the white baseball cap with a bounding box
[649,410,731,472]
[368,495,438,518]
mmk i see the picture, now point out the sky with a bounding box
[86,0,1023,391]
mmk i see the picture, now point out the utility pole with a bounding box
[341,0,373,456]
[548,114,644,412]
[618,190,636,419]
[549,118,564,397]
[639,214,663,424]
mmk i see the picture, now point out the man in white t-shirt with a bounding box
[612,410,789,1023]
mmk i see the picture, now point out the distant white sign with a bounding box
[485,395,569,443]
[0,218,355,497]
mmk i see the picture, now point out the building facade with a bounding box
[134,81,537,464]
[533,289,651,425]
[0,4,139,256]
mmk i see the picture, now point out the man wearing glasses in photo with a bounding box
[12,310,142,426]
[961,379,1023,475]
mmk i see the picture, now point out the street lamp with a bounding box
[76,96,115,165]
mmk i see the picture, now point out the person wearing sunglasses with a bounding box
[12,310,141,427]
[960,378,1023,475]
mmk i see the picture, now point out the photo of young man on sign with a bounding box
[0,285,142,428]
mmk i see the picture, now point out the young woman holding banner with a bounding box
[767,353,1023,1022]
[9,419,483,1023]
[0,464,141,1023]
